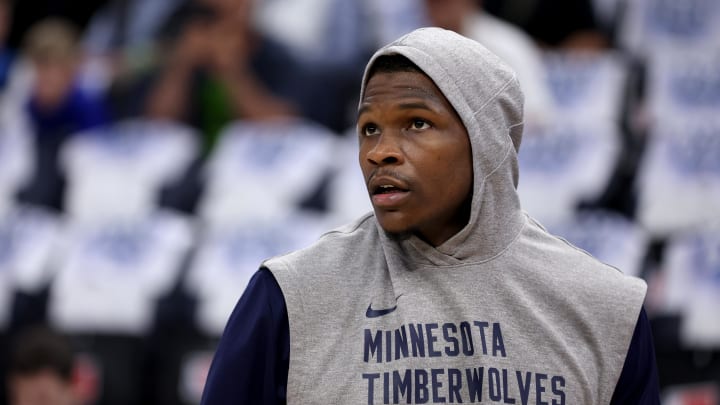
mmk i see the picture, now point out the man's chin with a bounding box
[375,217,413,241]
[381,228,413,241]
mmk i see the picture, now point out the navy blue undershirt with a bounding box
[201,268,660,404]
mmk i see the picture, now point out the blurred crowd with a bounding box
[0,0,719,404]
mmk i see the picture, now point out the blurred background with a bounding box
[0,0,718,403]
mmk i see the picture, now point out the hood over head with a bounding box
[359,27,526,264]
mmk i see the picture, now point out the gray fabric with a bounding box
[265,27,646,404]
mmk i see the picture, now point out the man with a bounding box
[201,27,659,404]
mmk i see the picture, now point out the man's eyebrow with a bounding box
[357,104,371,119]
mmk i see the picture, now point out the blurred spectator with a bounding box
[0,0,13,90]
[146,0,356,154]
[146,0,294,150]
[23,19,109,133]
[424,0,554,125]
[483,0,609,50]
[6,325,81,405]
[15,18,110,211]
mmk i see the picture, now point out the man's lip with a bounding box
[371,189,410,208]
[368,175,410,195]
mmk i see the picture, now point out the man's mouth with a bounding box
[370,183,410,208]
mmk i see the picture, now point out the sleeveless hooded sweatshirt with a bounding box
[264,27,647,405]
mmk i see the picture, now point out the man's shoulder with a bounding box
[263,213,379,274]
[516,215,647,295]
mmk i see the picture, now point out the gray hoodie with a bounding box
[265,27,646,405]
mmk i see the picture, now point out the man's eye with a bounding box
[362,124,380,136]
[411,119,431,130]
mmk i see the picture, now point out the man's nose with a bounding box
[365,133,404,166]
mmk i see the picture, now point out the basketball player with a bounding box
[201,27,660,404]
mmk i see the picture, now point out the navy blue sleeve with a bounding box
[201,267,290,405]
[610,307,661,404]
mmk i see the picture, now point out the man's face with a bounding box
[358,69,473,246]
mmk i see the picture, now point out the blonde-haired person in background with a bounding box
[16,18,110,211]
